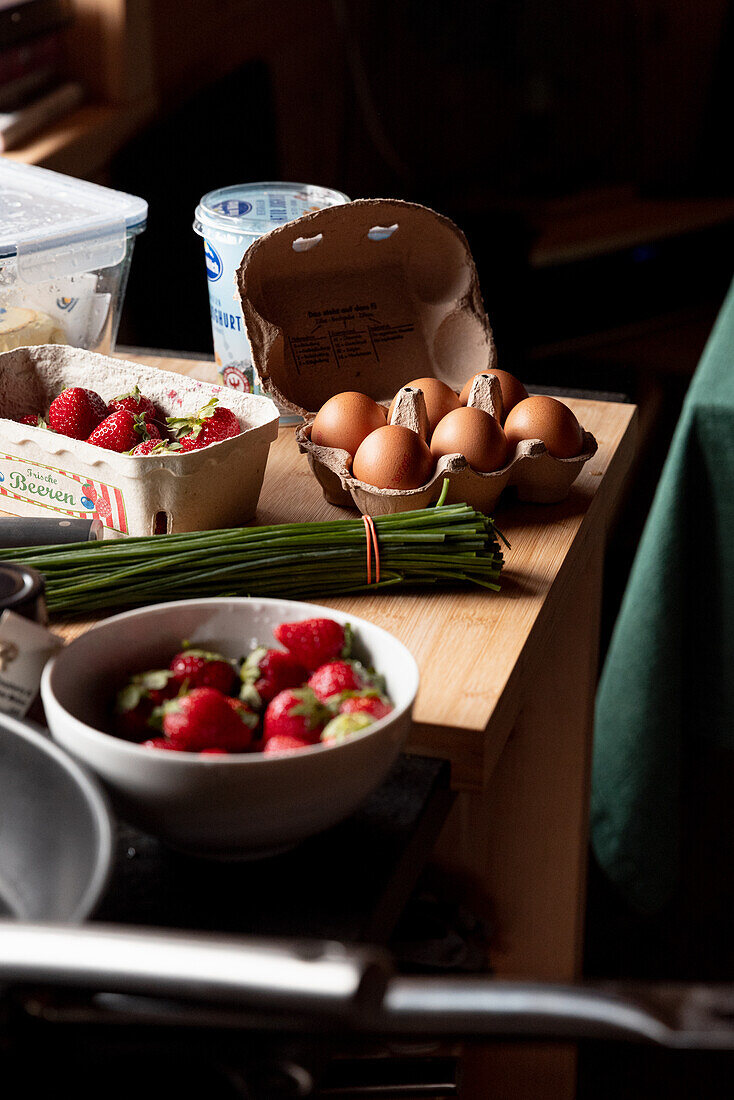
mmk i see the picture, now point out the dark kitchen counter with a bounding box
[94,754,454,945]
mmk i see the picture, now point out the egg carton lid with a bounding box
[0,160,147,283]
[236,198,497,416]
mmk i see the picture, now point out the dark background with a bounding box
[104,2,734,1094]
[111,0,734,620]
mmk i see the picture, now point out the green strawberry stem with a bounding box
[112,384,142,402]
[0,503,506,615]
[167,396,219,440]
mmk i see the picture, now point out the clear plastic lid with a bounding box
[0,160,148,283]
[194,181,349,241]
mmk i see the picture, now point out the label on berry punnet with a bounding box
[0,611,63,719]
[0,454,128,534]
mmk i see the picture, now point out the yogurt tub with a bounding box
[193,182,348,408]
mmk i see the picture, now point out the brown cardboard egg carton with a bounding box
[0,345,279,537]
[298,374,597,515]
[236,198,596,516]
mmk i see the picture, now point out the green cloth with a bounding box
[592,279,734,914]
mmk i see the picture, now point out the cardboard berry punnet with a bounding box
[0,345,279,536]
[237,198,596,515]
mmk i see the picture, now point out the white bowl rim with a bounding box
[41,596,419,765]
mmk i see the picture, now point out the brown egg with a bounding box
[311,392,386,457]
[503,396,583,459]
[388,377,461,435]
[352,425,435,489]
[460,369,528,419]
[430,406,508,473]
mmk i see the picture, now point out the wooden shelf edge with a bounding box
[4,97,157,177]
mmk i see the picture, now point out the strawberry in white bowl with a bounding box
[41,598,417,857]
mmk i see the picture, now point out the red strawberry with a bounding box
[263,734,314,755]
[167,397,240,450]
[87,410,157,452]
[130,440,156,456]
[169,648,237,694]
[321,712,374,743]
[273,618,350,671]
[18,414,47,428]
[340,693,393,721]
[129,439,171,456]
[263,687,330,744]
[115,669,178,740]
[109,385,161,423]
[161,687,257,751]
[307,660,369,702]
[138,671,180,708]
[228,696,261,731]
[240,646,307,706]
[142,737,181,751]
[81,483,97,502]
[115,696,156,742]
[176,435,200,452]
[195,406,240,447]
[200,747,230,755]
[48,387,108,440]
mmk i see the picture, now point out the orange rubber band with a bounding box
[362,514,380,584]
[368,516,380,583]
[362,514,372,584]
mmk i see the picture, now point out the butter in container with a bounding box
[0,161,147,355]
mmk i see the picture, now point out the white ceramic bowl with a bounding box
[41,598,419,857]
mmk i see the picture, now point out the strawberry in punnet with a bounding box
[161,687,258,751]
[169,647,237,694]
[129,439,173,456]
[263,687,330,745]
[321,712,374,744]
[167,397,240,450]
[195,404,240,446]
[273,618,351,672]
[109,385,161,424]
[176,435,199,452]
[263,734,314,755]
[18,414,48,428]
[339,692,393,721]
[87,410,159,452]
[307,659,374,702]
[240,646,307,707]
[48,387,108,440]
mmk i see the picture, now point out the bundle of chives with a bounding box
[0,502,505,616]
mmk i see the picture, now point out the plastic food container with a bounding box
[193,182,348,397]
[0,160,147,356]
